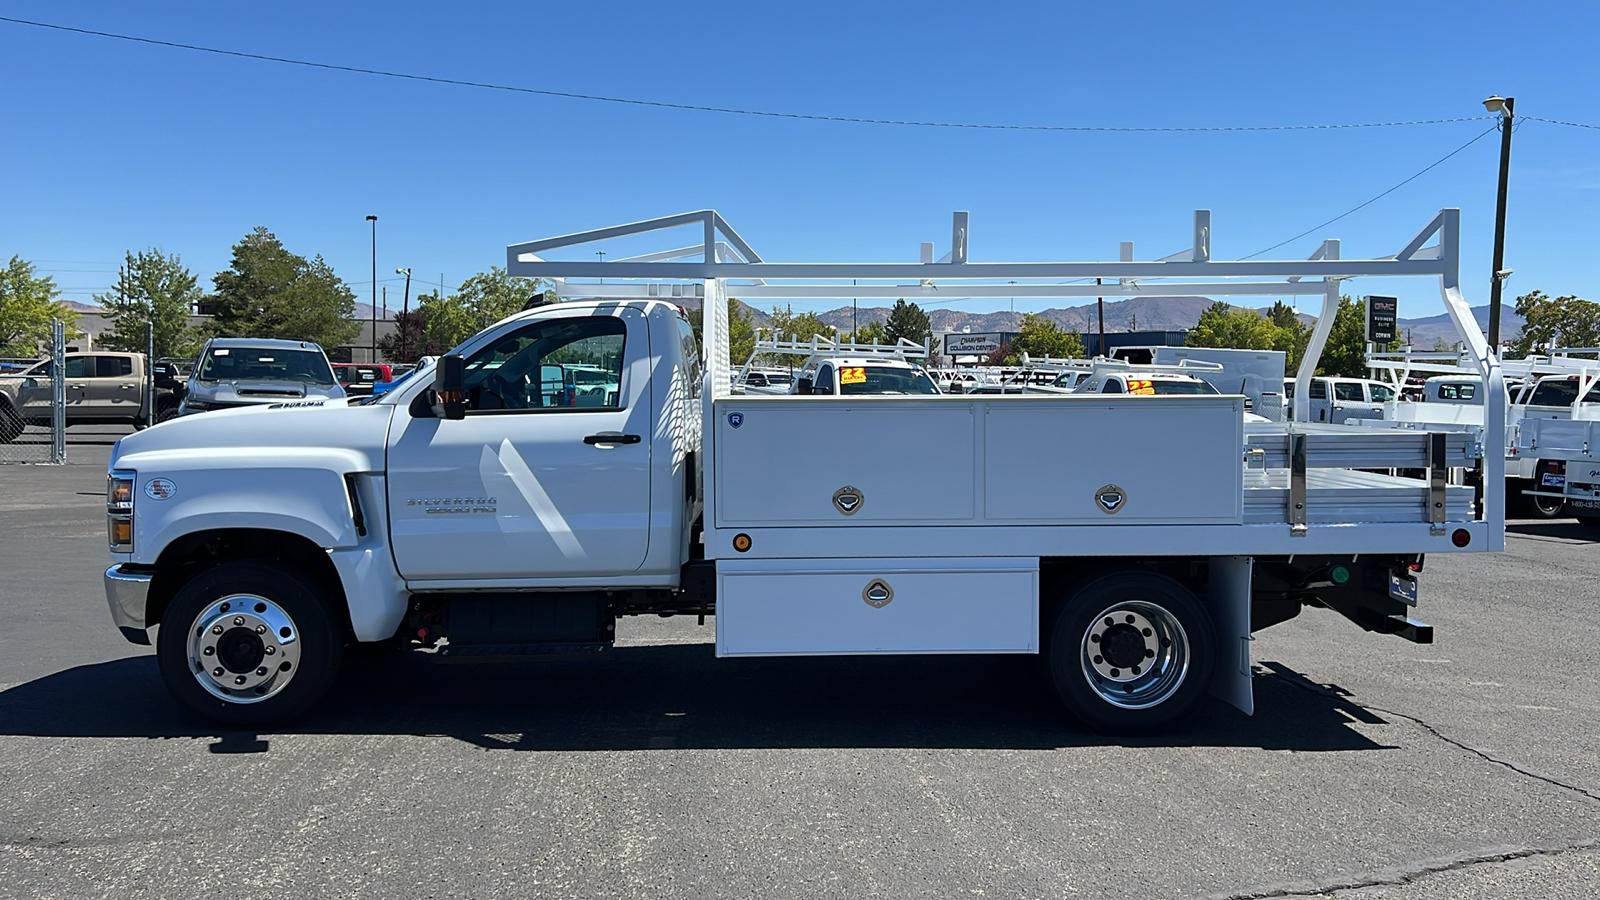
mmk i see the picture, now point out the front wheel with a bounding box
[156,561,342,727]
[1045,570,1216,735]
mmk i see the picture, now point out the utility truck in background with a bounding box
[102,209,1503,734]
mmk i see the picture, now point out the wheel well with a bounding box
[147,528,352,638]
[1039,557,1210,625]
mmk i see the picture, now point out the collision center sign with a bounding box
[944,333,1003,355]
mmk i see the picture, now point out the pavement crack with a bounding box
[1213,840,1600,900]
[1262,667,1600,804]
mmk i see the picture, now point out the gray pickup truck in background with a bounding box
[0,351,184,442]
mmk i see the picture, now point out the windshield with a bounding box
[198,347,336,386]
[1528,379,1597,407]
[839,365,941,395]
[1136,379,1219,395]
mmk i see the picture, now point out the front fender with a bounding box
[115,449,371,565]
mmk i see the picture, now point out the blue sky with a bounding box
[3,0,1598,325]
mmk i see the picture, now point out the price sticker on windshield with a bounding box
[1127,379,1155,395]
[840,367,867,385]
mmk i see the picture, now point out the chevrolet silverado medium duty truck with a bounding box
[103,208,1505,734]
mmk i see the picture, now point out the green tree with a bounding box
[1266,301,1311,371]
[686,298,756,367]
[760,306,835,366]
[1513,290,1600,357]
[208,228,361,350]
[377,309,439,362]
[1318,295,1390,377]
[0,256,77,356]
[1186,302,1282,351]
[419,267,554,351]
[884,299,932,348]
[95,249,202,359]
[847,320,888,345]
[1005,313,1085,363]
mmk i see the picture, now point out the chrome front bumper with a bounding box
[105,564,153,645]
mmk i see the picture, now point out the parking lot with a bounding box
[1,427,1598,899]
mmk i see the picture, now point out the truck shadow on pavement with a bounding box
[0,645,1398,754]
[1506,520,1598,542]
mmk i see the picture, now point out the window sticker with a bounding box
[212,349,229,356]
[1127,379,1155,395]
[839,366,867,385]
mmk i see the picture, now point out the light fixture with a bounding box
[1482,95,1507,115]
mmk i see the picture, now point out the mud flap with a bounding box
[1208,556,1253,715]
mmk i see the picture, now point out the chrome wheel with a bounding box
[185,594,302,704]
[1080,600,1190,710]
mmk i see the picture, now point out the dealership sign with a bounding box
[944,333,1004,355]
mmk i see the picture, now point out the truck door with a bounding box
[87,355,139,417]
[385,307,652,582]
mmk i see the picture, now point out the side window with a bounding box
[812,365,834,394]
[460,315,626,413]
[1334,382,1363,402]
[1457,384,1476,400]
[1310,380,1328,400]
[677,318,701,399]
[1101,379,1124,394]
[1369,383,1396,402]
[1283,382,1295,400]
[64,357,88,379]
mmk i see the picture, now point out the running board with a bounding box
[436,641,612,660]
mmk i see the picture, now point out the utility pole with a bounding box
[366,215,378,363]
[396,267,413,362]
[1096,278,1105,357]
[1484,95,1515,353]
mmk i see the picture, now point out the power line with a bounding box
[1241,122,1500,260]
[1522,115,1600,131]
[0,15,1496,134]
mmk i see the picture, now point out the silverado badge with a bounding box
[1095,484,1126,514]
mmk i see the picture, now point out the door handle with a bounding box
[584,432,641,445]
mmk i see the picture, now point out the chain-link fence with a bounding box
[0,320,67,464]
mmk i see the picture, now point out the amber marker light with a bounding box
[733,533,753,552]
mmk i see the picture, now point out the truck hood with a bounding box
[111,401,395,472]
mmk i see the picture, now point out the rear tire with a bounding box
[1045,570,1216,735]
[156,561,342,727]
[1519,480,1565,519]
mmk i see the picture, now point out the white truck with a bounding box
[1511,365,1600,527]
[102,208,1504,734]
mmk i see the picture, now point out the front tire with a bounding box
[1045,570,1216,735]
[156,561,342,727]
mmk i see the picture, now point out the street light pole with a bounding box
[395,267,412,361]
[1484,95,1514,352]
[366,215,378,362]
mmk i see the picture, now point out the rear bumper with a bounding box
[105,564,154,644]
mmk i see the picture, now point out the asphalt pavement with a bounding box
[1,426,1597,899]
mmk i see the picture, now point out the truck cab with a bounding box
[1282,377,1396,424]
[0,351,171,442]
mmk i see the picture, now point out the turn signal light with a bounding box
[108,517,133,551]
[732,533,752,552]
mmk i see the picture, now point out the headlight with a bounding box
[107,471,135,551]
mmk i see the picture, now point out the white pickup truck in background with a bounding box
[102,208,1504,735]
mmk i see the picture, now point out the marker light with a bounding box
[732,533,752,552]
[1451,529,1471,548]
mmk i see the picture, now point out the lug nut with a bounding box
[233,616,245,626]
[212,667,224,677]
[212,625,223,635]
[256,625,267,634]
[256,667,268,676]
[203,647,215,656]
[234,675,246,685]
[264,646,276,656]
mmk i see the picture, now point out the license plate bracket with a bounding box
[1388,572,1419,607]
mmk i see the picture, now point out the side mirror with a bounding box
[431,354,466,420]
[796,376,813,395]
